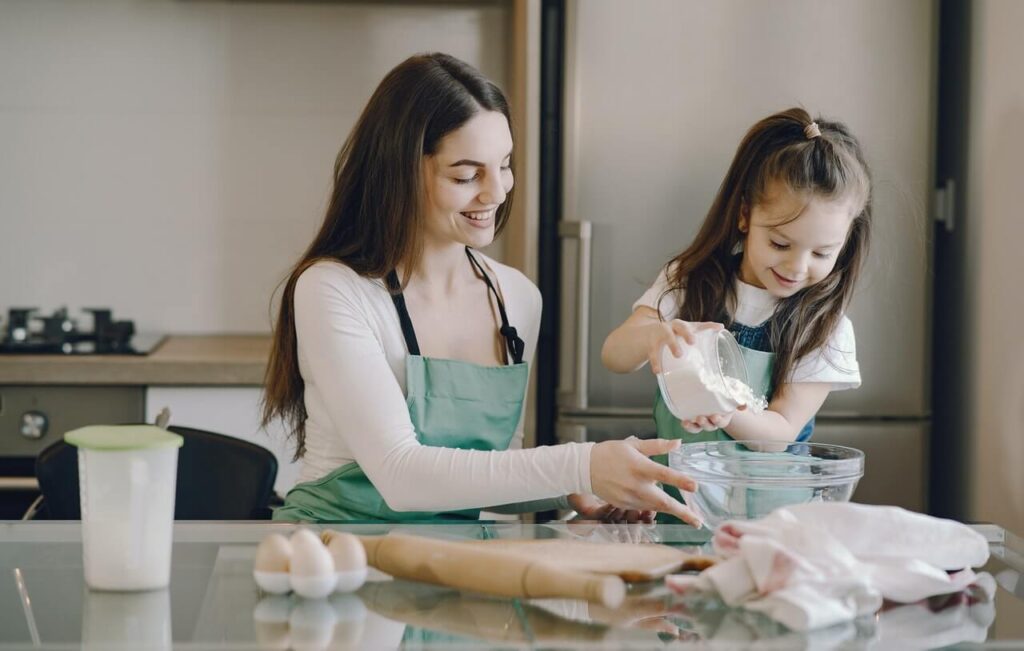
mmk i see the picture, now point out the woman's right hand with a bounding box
[647,320,723,374]
[589,437,702,527]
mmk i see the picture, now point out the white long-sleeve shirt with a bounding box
[292,254,594,512]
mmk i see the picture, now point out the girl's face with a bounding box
[738,181,857,298]
[421,110,514,250]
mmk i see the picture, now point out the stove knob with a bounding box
[20,411,48,440]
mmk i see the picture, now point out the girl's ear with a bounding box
[738,202,750,233]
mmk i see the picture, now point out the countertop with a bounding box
[0,520,1022,649]
[0,335,270,386]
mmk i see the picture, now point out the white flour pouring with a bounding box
[657,331,767,422]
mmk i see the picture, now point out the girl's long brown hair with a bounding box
[662,107,871,395]
[261,53,515,459]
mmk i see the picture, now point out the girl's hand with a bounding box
[589,437,703,527]
[647,320,723,374]
[680,406,744,433]
[566,493,655,524]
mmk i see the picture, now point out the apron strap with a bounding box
[385,270,421,356]
[465,247,525,365]
[385,250,525,365]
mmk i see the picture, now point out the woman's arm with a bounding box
[721,382,832,442]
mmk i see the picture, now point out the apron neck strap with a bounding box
[385,270,421,356]
[385,249,525,365]
[465,247,525,365]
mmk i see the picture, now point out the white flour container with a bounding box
[657,329,754,421]
[66,425,183,591]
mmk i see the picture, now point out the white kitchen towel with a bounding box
[666,502,991,631]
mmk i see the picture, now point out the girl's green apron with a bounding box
[274,248,529,522]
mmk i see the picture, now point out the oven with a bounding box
[0,386,146,518]
[0,307,164,519]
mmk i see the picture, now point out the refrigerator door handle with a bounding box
[558,220,592,411]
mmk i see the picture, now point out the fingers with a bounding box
[648,462,698,493]
[681,413,732,432]
[656,491,703,528]
[669,320,695,345]
[630,437,680,457]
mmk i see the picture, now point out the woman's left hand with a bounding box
[567,493,655,524]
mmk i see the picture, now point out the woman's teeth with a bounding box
[461,210,494,222]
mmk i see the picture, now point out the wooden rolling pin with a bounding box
[347,533,626,608]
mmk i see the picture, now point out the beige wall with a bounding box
[968,0,1024,533]
[0,1,510,334]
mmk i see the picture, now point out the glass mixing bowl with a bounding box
[669,440,865,528]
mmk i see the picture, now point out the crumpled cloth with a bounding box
[666,502,992,631]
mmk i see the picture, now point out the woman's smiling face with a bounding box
[421,110,514,250]
[738,181,857,298]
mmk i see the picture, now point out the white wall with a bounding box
[0,1,509,334]
[968,0,1024,533]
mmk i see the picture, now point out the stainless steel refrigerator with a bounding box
[548,0,935,511]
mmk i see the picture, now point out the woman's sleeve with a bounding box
[294,266,594,512]
[788,315,861,390]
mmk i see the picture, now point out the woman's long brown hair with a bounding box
[261,53,515,459]
[661,107,871,395]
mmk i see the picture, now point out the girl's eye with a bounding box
[453,174,480,185]
[813,251,833,259]
[500,164,512,172]
[769,241,789,250]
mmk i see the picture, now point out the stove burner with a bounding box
[0,307,165,355]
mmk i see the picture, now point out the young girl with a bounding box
[602,108,870,505]
[261,53,701,525]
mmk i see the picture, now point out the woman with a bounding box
[262,53,700,525]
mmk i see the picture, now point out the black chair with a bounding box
[33,425,278,520]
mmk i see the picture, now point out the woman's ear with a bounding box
[738,202,750,233]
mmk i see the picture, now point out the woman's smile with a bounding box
[460,208,496,228]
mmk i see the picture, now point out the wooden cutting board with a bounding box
[466,539,715,582]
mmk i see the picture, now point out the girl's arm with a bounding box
[720,382,832,442]
[602,306,721,374]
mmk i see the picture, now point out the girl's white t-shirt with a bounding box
[632,266,861,390]
[291,253,593,512]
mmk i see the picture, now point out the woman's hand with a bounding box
[647,320,723,374]
[589,437,702,527]
[566,493,655,524]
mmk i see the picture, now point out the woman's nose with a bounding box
[479,170,508,205]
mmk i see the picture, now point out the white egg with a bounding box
[254,533,293,594]
[324,532,368,593]
[290,529,337,599]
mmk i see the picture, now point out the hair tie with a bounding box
[804,122,821,139]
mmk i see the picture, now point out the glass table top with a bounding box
[0,520,1022,649]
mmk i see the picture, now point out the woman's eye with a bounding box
[500,164,512,172]
[769,241,789,250]
[453,174,479,184]
[813,251,833,259]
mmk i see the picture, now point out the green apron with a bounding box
[274,248,529,523]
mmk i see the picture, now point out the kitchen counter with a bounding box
[0,335,270,386]
[0,520,1022,649]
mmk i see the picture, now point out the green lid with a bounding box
[65,425,184,451]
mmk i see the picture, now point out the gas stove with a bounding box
[0,307,165,355]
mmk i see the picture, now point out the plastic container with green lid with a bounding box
[66,424,183,591]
